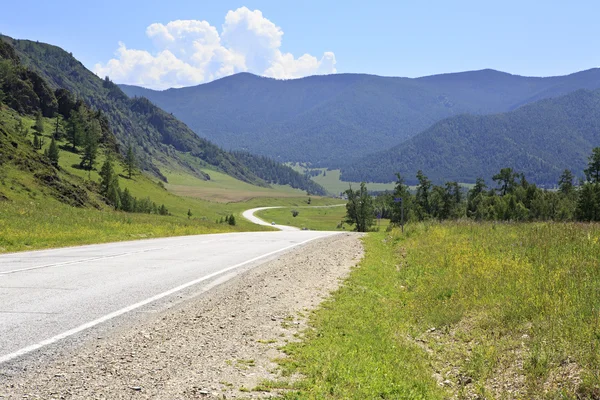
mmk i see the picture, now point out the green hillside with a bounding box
[120,69,600,167]
[342,89,600,185]
[0,35,324,195]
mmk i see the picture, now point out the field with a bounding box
[163,167,307,203]
[255,205,391,231]
[269,222,600,399]
[288,164,396,195]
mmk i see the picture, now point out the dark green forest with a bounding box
[347,149,600,232]
[231,151,326,195]
[342,89,600,185]
[120,68,600,167]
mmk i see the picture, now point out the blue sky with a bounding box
[1,0,598,89]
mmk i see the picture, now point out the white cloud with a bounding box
[94,7,337,89]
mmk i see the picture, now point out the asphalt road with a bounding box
[242,207,299,231]
[0,227,338,365]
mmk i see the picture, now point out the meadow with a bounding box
[269,222,600,399]
[255,205,390,231]
[287,164,396,195]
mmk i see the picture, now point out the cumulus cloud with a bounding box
[94,7,337,89]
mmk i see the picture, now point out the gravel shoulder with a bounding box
[1,232,363,399]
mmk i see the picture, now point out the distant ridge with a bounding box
[341,88,600,185]
[120,68,600,167]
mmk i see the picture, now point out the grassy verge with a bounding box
[270,222,600,399]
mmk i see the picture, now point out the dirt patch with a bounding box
[0,233,363,399]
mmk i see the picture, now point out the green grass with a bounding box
[288,165,396,195]
[162,166,306,203]
[272,222,600,399]
[256,205,391,231]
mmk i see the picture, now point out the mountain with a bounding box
[120,69,600,166]
[341,89,600,185]
[0,36,325,195]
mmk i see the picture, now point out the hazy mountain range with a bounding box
[120,68,600,183]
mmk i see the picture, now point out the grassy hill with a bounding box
[120,69,600,167]
[1,36,325,195]
[342,89,600,185]
[0,38,332,253]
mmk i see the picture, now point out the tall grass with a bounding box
[275,222,600,399]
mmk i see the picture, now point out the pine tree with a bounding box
[32,134,40,150]
[80,119,101,170]
[53,115,61,139]
[584,147,600,183]
[33,111,44,135]
[187,209,192,219]
[558,169,575,195]
[16,118,26,136]
[99,152,120,208]
[47,137,59,167]
[121,188,133,212]
[125,143,136,179]
[228,214,236,226]
[66,106,85,152]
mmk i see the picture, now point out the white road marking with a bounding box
[0,234,333,365]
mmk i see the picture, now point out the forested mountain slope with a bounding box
[120,69,600,166]
[1,35,265,184]
[341,89,600,185]
[0,36,325,194]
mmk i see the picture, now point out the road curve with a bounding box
[242,207,300,231]
[0,229,339,366]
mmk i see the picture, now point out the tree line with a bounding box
[344,147,600,231]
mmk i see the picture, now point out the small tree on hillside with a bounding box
[344,182,374,232]
[125,143,136,179]
[66,106,86,152]
[47,137,59,167]
[99,152,120,208]
[33,111,44,135]
[80,119,101,170]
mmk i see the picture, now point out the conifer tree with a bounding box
[66,106,85,151]
[584,147,600,183]
[47,137,59,167]
[125,143,136,179]
[54,115,61,139]
[80,119,101,170]
[99,152,120,208]
[33,111,44,135]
